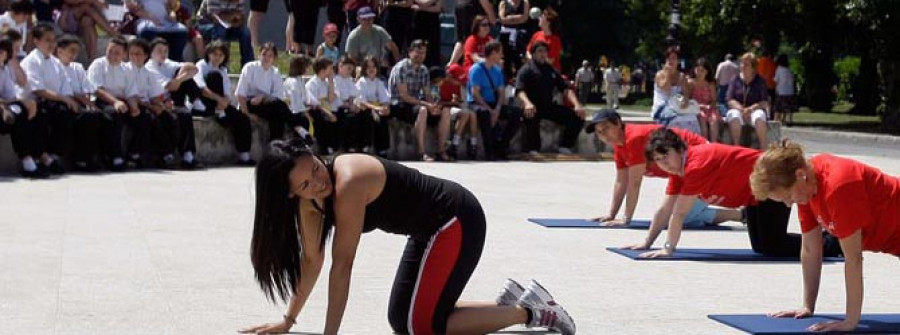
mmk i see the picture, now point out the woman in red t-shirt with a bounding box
[526,7,561,71]
[624,128,843,260]
[463,15,494,72]
[751,141,900,333]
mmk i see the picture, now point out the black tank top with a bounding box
[323,156,474,239]
[501,0,527,29]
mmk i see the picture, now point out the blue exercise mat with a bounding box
[527,218,743,230]
[606,247,845,262]
[709,314,900,334]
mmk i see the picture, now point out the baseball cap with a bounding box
[584,109,621,134]
[323,23,339,37]
[358,6,376,19]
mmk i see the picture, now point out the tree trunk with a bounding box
[881,60,900,131]
[799,0,836,111]
[850,52,879,115]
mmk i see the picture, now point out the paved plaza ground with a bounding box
[2,133,900,334]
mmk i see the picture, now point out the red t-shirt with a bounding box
[440,63,467,102]
[527,31,562,71]
[757,56,776,90]
[463,35,494,70]
[666,143,761,208]
[613,124,708,178]
[798,154,900,255]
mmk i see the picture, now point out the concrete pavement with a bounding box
[2,133,900,334]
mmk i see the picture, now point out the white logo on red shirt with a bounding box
[701,195,725,206]
[816,216,836,232]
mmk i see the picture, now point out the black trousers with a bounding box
[198,72,252,153]
[383,6,414,57]
[247,98,292,141]
[98,102,152,159]
[373,112,391,154]
[169,70,203,108]
[338,108,374,151]
[290,0,320,45]
[0,102,47,159]
[746,199,843,257]
[523,104,584,152]
[413,11,441,66]
[475,104,522,159]
[150,108,196,157]
[387,194,485,334]
[301,107,339,154]
[37,100,76,159]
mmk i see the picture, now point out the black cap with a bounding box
[584,109,621,134]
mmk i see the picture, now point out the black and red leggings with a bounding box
[387,203,486,334]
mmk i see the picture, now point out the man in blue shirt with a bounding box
[467,41,521,160]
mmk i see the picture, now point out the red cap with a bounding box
[447,63,467,82]
[323,23,339,37]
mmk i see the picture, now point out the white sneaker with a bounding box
[495,278,526,306]
[518,280,576,335]
[557,147,574,154]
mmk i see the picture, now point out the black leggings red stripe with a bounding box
[387,201,486,334]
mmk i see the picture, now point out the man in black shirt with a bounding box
[516,42,585,154]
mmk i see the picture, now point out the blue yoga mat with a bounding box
[527,218,743,230]
[606,247,845,262]
[709,314,900,334]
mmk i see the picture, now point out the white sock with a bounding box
[215,109,226,118]
[452,135,461,145]
[131,154,140,160]
[469,137,477,146]
[21,157,36,172]
[113,157,124,165]
[163,154,175,162]
[239,152,251,161]
[183,151,194,162]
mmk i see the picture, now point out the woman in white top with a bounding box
[235,42,292,142]
[652,46,700,134]
[304,57,340,155]
[0,37,51,178]
[193,40,254,165]
[773,54,796,126]
[356,55,391,157]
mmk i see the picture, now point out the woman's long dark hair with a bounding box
[251,138,332,303]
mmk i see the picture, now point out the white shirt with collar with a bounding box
[283,76,309,114]
[305,75,339,111]
[64,62,95,96]
[333,74,359,106]
[146,58,183,84]
[127,62,166,102]
[192,59,233,111]
[21,48,73,96]
[235,60,283,99]
[356,76,390,105]
[87,56,134,99]
[0,65,17,101]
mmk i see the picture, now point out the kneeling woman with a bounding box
[241,138,575,335]
[628,128,843,259]
[752,142,900,333]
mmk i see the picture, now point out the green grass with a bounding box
[790,101,880,128]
